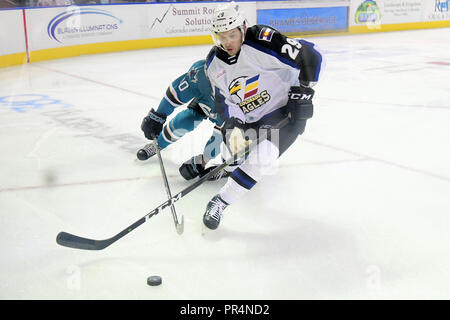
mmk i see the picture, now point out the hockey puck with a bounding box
[147,276,162,286]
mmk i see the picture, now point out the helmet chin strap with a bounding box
[240,24,247,43]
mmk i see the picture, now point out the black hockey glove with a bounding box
[287,86,314,123]
[179,154,230,181]
[221,117,244,139]
[141,109,167,140]
[221,117,251,155]
[179,154,207,180]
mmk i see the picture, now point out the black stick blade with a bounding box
[56,232,111,250]
[56,217,146,251]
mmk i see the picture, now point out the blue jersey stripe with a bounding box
[206,51,216,70]
[231,169,257,190]
[246,74,260,84]
[298,40,322,82]
[215,88,230,119]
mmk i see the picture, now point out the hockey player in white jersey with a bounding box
[202,2,323,230]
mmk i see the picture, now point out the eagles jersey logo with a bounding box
[228,75,271,114]
[228,76,247,103]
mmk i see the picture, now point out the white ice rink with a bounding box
[1,27,449,300]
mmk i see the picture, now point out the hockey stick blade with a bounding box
[56,190,181,250]
[56,217,146,250]
[56,117,290,250]
[56,231,110,250]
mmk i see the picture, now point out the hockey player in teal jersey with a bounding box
[138,59,227,181]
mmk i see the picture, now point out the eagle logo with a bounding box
[228,76,247,103]
[227,75,270,114]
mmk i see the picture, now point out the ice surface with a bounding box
[1,28,449,299]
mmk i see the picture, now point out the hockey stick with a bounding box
[56,116,290,250]
[153,139,184,235]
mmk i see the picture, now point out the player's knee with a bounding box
[255,140,279,164]
[171,110,198,132]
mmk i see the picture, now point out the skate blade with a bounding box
[201,222,209,236]
[201,221,217,236]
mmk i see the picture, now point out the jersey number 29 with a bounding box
[281,38,302,60]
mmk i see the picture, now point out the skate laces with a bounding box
[208,169,229,181]
[142,143,158,155]
[208,196,227,221]
[190,155,204,174]
[191,162,199,174]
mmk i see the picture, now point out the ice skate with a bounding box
[202,195,228,232]
[136,142,160,161]
[206,168,230,181]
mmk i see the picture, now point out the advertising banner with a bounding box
[350,0,423,26]
[257,6,348,34]
[25,2,256,52]
[26,5,138,51]
[256,0,350,10]
[0,10,26,56]
[144,1,256,38]
[423,0,450,21]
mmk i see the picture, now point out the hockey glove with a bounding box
[287,86,314,122]
[179,154,230,181]
[221,117,252,156]
[141,108,167,140]
[179,154,207,180]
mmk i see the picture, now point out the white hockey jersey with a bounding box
[206,25,322,124]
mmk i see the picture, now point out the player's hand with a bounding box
[287,86,314,122]
[221,117,251,155]
[141,109,167,140]
[228,127,251,155]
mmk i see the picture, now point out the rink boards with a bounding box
[1,0,450,68]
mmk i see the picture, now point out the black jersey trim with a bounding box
[165,87,182,105]
[244,40,298,69]
[298,39,323,82]
[215,88,231,120]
